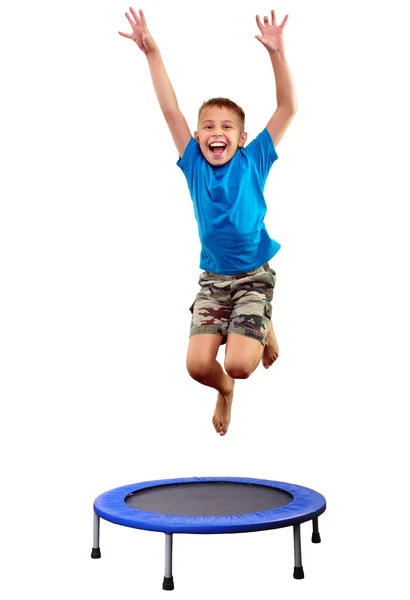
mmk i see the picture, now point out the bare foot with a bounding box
[212,376,235,436]
[262,321,279,368]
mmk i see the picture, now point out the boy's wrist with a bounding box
[269,48,286,60]
[144,45,160,57]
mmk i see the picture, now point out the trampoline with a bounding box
[91,477,326,590]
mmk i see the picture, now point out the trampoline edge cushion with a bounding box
[93,477,326,534]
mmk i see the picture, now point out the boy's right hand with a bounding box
[118,7,157,54]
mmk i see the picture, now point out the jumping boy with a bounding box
[119,8,297,436]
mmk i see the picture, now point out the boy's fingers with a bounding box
[255,15,264,31]
[280,14,289,28]
[118,31,132,38]
[271,10,276,24]
[129,7,140,24]
[255,35,267,46]
[125,12,135,28]
[139,9,147,27]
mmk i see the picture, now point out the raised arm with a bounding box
[119,8,191,157]
[255,10,297,147]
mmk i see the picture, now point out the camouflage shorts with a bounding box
[189,263,276,345]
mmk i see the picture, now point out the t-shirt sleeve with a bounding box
[176,137,201,187]
[244,128,278,183]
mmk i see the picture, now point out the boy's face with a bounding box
[195,107,247,166]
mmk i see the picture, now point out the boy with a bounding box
[119,8,297,436]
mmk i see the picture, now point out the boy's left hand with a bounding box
[255,10,288,53]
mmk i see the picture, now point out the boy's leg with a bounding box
[186,334,234,436]
[225,321,279,377]
[225,266,278,376]
[225,333,264,379]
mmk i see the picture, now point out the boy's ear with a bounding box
[238,132,248,147]
[194,131,199,143]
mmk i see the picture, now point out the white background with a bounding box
[1,0,409,598]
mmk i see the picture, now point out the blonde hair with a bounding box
[198,97,245,129]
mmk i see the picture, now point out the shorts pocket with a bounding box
[263,298,272,320]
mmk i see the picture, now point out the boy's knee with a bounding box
[225,360,252,380]
[186,357,213,382]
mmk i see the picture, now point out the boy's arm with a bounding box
[146,50,192,158]
[266,51,297,147]
[255,11,297,147]
[119,8,191,158]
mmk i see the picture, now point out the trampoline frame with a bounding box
[91,477,326,590]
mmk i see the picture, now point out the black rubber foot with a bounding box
[91,548,101,559]
[162,576,174,591]
[293,566,304,579]
[312,532,321,543]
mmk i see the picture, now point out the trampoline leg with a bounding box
[162,534,174,591]
[91,512,101,558]
[293,524,304,579]
[312,517,321,543]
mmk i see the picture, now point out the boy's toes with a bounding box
[219,424,227,436]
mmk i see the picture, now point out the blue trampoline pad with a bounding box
[94,477,326,534]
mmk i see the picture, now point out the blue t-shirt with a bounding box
[177,128,280,274]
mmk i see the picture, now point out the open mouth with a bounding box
[208,142,227,157]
